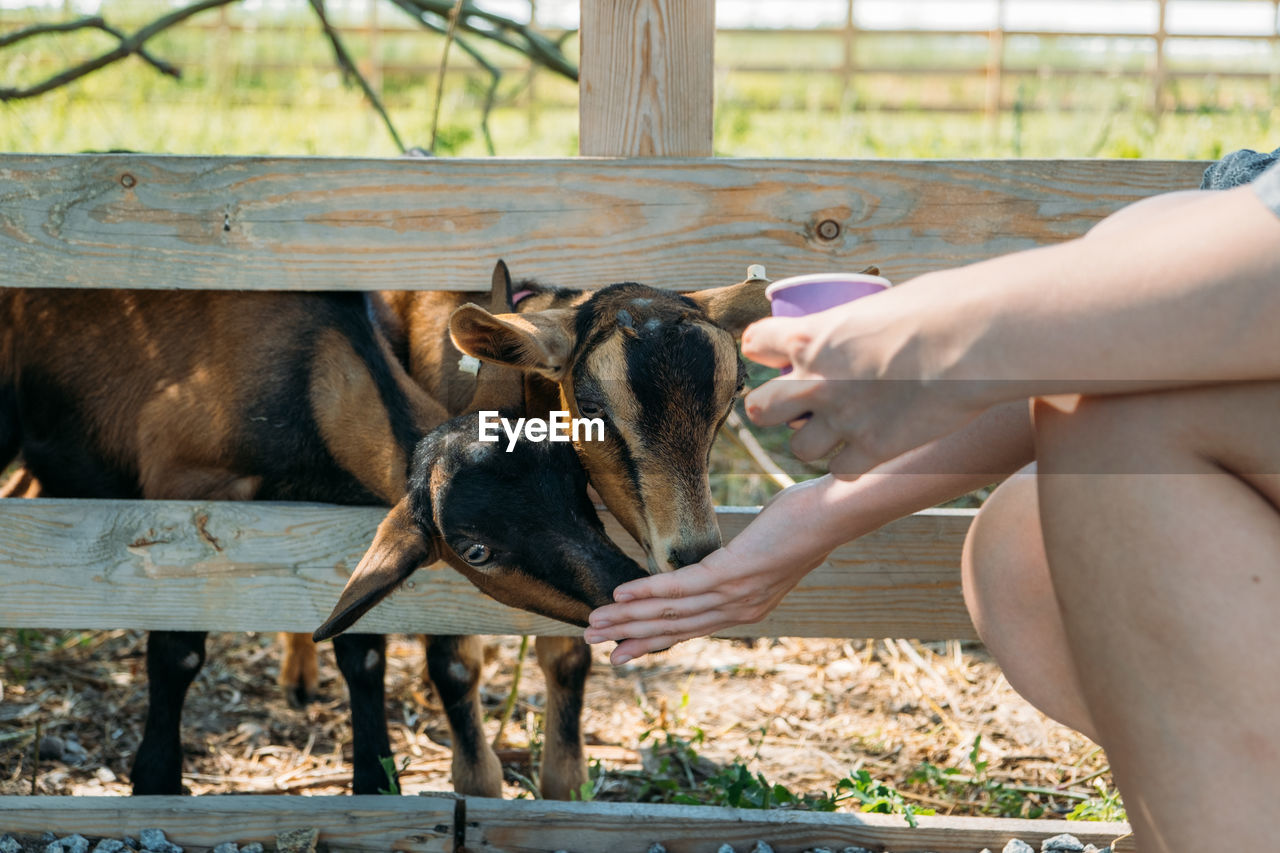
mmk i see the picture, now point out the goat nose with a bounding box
[668,541,718,569]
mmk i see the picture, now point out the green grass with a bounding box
[3,7,1278,158]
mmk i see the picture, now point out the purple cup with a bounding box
[765,272,891,318]
[765,273,891,385]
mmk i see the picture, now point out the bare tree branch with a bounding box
[387,0,504,154]
[0,16,179,79]
[428,0,467,153]
[1,0,577,151]
[307,0,406,153]
[394,0,578,82]
[0,0,237,102]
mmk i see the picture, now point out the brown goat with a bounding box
[0,287,643,797]
[329,261,770,799]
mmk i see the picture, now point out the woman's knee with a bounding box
[963,469,1097,738]
[962,469,1043,641]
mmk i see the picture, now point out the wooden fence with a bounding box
[7,0,1278,116]
[0,0,1213,849]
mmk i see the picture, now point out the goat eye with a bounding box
[461,543,492,565]
[577,398,604,418]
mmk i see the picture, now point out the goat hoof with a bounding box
[282,681,317,709]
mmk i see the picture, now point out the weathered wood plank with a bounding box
[461,798,1134,853]
[0,155,1206,292]
[0,796,1134,853]
[579,0,716,156]
[0,499,975,640]
[0,795,458,853]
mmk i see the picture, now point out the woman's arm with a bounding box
[584,399,1034,663]
[744,185,1280,478]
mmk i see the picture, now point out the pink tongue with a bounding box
[511,289,534,306]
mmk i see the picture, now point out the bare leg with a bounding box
[961,464,1095,739]
[534,635,591,800]
[959,185,1235,741]
[424,635,503,797]
[1034,382,1280,852]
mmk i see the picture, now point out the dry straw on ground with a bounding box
[1,629,1113,820]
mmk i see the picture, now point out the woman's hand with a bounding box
[584,477,840,664]
[741,281,997,479]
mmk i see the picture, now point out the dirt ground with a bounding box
[0,628,1116,821]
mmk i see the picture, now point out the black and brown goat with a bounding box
[0,287,643,796]
[313,409,648,795]
[331,262,771,799]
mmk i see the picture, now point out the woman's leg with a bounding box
[1034,382,1280,853]
[961,463,1096,740]
[959,186,1237,741]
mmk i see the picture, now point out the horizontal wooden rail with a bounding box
[0,795,1135,853]
[0,499,975,640]
[0,155,1205,292]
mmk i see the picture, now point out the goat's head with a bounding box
[313,411,647,641]
[450,269,770,574]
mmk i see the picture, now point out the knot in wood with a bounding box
[120,173,136,189]
[816,219,841,241]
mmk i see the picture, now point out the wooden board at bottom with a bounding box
[460,798,1133,853]
[0,795,458,853]
[0,795,1134,853]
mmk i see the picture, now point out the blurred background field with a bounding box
[3,0,1280,160]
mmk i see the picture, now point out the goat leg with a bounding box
[534,635,591,800]
[425,634,503,797]
[130,630,207,795]
[333,633,396,794]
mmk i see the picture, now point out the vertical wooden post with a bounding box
[579,0,715,157]
[1271,0,1279,102]
[841,0,858,107]
[984,0,1005,137]
[214,4,232,95]
[1153,0,1168,117]
[526,0,540,134]
[367,0,383,98]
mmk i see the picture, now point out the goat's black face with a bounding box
[450,274,772,575]
[313,412,646,640]
[416,413,648,625]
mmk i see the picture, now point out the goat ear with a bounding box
[313,497,437,641]
[449,304,576,381]
[684,277,772,339]
[490,259,515,313]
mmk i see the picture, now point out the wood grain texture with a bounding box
[0,795,1134,853]
[0,155,1206,291]
[0,795,458,853]
[0,499,976,640]
[580,0,716,157]
[461,798,1134,853]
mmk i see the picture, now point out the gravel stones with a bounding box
[1041,835,1086,853]
[137,830,181,853]
[1002,841,1036,853]
[0,836,22,853]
